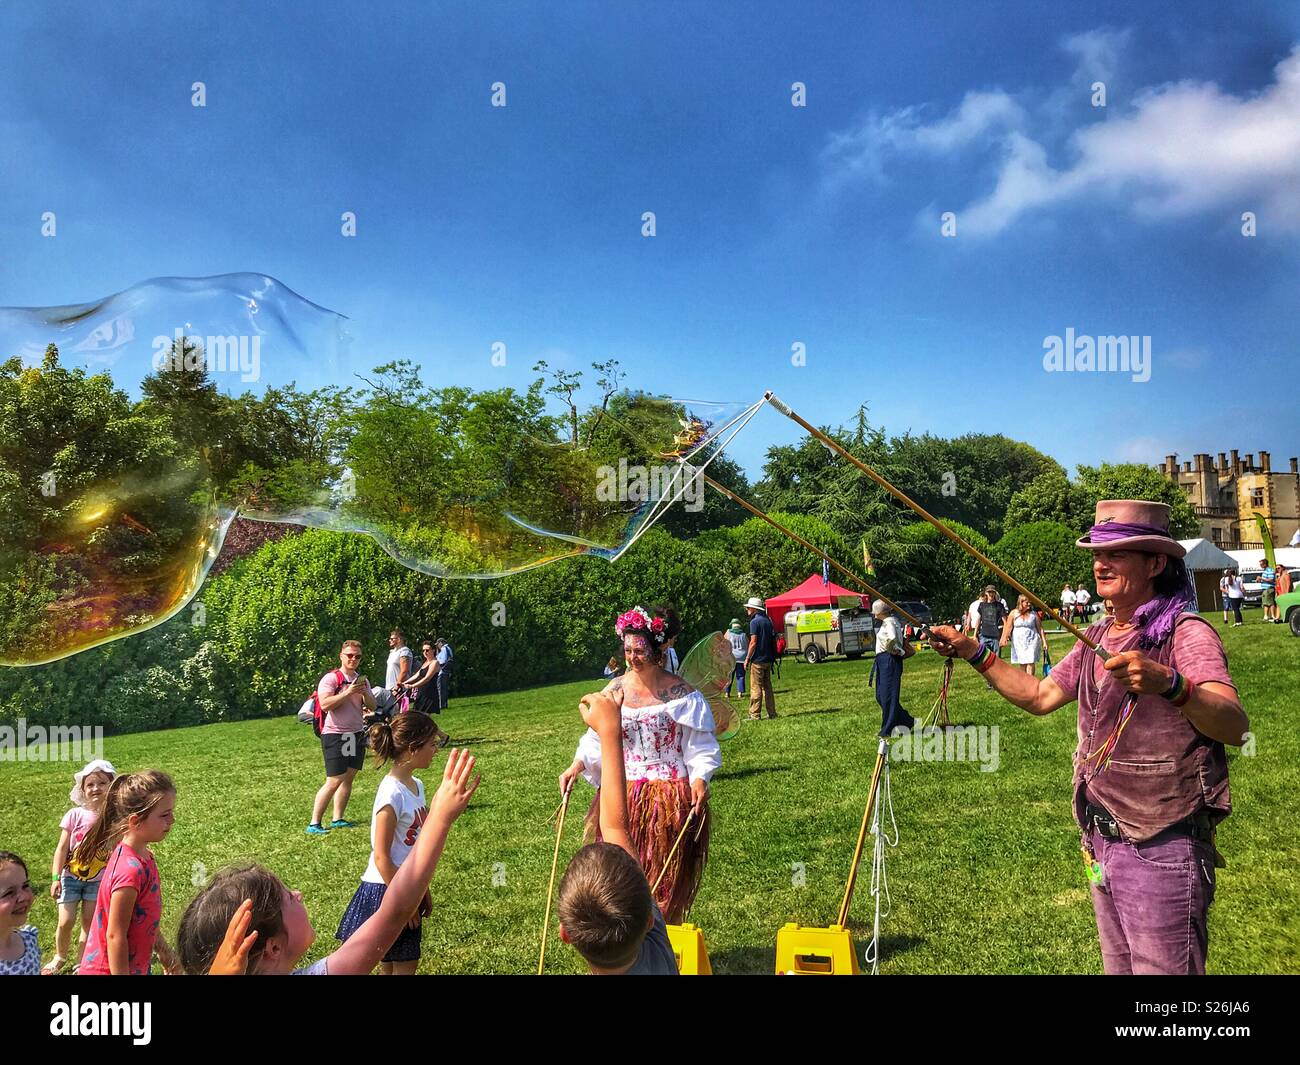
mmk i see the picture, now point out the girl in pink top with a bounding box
[75,770,180,975]
[45,759,115,974]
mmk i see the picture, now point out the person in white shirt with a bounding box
[1060,584,1076,627]
[870,600,915,736]
[335,712,439,975]
[1073,586,1092,623]
[1225,569,1244,627]
[1218,571,1232,624]
[662,635,680,675]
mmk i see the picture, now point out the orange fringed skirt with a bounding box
[585,778,710,925]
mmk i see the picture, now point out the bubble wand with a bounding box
[537,778,574,975]
[763,392,1114,664]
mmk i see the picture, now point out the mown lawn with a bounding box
[2,614,1295,974]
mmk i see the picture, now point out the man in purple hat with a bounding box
[928,500,1249,975]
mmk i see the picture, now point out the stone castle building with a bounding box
[1159,450,1300,550]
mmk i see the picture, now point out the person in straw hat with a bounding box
[927,500,1248,975]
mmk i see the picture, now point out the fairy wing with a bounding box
[679,631,742,740]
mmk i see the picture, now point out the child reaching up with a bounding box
[178,748,479,975]
[0,852,40,976]
[75,770,180,975]
[335,711,440,974]
[557,692,679,975]
[45,759,116,974]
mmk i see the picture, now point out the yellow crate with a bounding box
[774,922,859,975]
[666,922,712,975]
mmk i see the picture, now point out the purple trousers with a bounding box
[1085,823,1217,975]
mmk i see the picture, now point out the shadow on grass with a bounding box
[788,707,846,718]
[447,736,507,747]
[712,764,794,782]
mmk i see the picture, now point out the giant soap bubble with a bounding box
[0,274,753,665]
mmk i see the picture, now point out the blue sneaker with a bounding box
[329,819,357,829]
[305,823,329,835]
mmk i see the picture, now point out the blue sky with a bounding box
[3,0,1300,480]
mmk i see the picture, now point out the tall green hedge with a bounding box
[0,525,737,734]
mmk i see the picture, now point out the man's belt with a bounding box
[1085,803,1215,843]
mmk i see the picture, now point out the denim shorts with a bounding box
[59,872,101,905]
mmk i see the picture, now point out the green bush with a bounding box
[990,522,1096,611]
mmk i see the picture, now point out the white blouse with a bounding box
[574,689,721,788]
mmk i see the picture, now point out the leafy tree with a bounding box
[1004,463,1198,540]
[990,522,1097,609]
[755,407,1060,544]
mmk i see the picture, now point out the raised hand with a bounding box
[431,748,480,827]
[579,691,622,736]
[205,899,259,975]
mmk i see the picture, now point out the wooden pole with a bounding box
[763,392,1110,660]
[537,782,573,975]
[702,474,924,628]
[837,738,889,929]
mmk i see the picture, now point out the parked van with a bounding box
[784,606,876,664]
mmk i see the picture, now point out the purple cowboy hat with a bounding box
[1075,500,1186,558]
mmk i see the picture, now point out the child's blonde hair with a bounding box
[71,769,174,868]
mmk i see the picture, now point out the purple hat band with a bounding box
[1083,520,1172,544]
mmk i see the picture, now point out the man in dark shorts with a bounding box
[306,640,377,836]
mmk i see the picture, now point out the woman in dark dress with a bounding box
[404,640,449,746]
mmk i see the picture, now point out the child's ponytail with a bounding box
[72,769,175,868]
[369,711,438,768]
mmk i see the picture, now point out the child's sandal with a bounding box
[41,954,65,975]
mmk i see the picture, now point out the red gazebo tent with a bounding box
[764,575,866,633]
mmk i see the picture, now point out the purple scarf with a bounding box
[1085,521,1195,649]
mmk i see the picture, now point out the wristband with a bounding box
[1170,676,1195,708]
[967,644,996,674]
[1163,669,1188,705]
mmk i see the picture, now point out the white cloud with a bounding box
[821,90,1024,187]
[1062,27,1132,87]
[824,32,1300,235]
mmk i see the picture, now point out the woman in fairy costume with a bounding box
[558,605,721,924]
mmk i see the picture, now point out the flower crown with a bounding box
[615,606,666,643]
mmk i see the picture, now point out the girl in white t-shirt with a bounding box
[336,712,440,974]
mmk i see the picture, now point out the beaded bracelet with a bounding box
[967,644,997,674]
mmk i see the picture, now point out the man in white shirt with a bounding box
[385,629,414,691]
[871,600,915,736]
[1073,586,1092,622]
[1060,584,1076,627]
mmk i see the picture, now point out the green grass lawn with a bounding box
[3,614,1296,974]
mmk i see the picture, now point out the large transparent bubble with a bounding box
[0,274,755,665]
